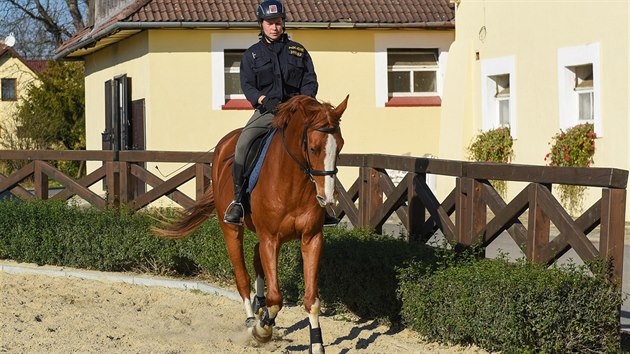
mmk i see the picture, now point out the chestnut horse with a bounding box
[154,95,348,353]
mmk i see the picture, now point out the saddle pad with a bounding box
[246,129,277,194]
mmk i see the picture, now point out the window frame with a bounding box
[211,33,253,111]
[481,56,516,137]
[1,78,17,101]
[223,49,246,100]
[557,43,601,136]
[375,32,450,107]
[387,49,439,98]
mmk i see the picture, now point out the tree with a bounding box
[15,60,85,151]
[0,0,90,58]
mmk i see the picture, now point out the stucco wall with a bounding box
[83,27,454,197]
[0,56,39,143]
[440,0,630,216]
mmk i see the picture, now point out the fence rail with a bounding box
[0,150,627,282]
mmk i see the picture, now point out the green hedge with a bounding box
[398,254,623,353]
[0,199,434,321]
[0,199,623,351]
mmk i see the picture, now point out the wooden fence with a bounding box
[0,150,627,282]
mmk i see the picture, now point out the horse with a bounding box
[154,94,348,353]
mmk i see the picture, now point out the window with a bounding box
[481,56,516,137]
[224,49,245,99]
[573,64,593,122]
[491,74,510,127]
[1,78,17,101]
[387,49,438,97]
[211,33,255,110]
[374,32,451,107]
[557,43,601,136]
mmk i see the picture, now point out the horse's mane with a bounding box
[272,95,341,130]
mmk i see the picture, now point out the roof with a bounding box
[56,0,455,59]
[0,44,48,74]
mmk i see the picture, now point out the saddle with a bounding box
[241,128,277,211]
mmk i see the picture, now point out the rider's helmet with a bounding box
[256,0,286,23]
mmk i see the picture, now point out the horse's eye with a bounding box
[310,147,319,154]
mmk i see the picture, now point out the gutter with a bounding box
[54,20,454,60]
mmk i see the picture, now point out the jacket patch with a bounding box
[288,45,304,57]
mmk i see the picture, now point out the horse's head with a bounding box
[274,95,349,207]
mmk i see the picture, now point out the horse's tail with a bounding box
[152,185,217,239]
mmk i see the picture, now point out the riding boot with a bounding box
[224,163,245,225]
[323,210,340,227]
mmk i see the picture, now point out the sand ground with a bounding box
[0,263,487,354]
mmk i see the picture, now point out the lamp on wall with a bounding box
[3,33,15,47]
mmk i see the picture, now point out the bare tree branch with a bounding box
[0,0,88,58]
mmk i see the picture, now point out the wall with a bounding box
[0,55,39,145]
[440,0,630,216]
[83,27,454,198]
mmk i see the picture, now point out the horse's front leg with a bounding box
[302,232,325,354]
[251,237,282,343]
[219,224,256,328]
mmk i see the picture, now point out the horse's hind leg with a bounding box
[252,242,266,317]
[302,232,325,354]
[220,224,256,328]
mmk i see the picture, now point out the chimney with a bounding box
[94,0,136,27]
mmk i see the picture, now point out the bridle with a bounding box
[281,124,339,180]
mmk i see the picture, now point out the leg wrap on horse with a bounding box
[252,295,266,316]
[309,324,323,344]
[260,307,276,328]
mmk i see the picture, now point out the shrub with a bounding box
[398,255,622,353]
[544,123,596,216]
[0,200,434,322]
[467,127,514,197]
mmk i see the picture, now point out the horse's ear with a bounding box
[334,95,350,117]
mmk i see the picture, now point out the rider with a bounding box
[223,0,340,227]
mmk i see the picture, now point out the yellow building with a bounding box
[0,45,47,143]
[440,0,630,216]
[55,0,455,191]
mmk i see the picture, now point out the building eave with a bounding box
[54,20,454,60]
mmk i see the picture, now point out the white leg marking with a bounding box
[324,135,337,204]
[243,298,254,319]
[308,298,324,353]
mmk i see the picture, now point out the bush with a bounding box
[467,127,514,197]
[398,255,623,353]
[0,200,434,322]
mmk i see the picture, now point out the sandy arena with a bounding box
[0,262,487,353]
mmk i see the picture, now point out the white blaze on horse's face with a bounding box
[322,134,337,205]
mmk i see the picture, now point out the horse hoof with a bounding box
[251,325,273,343]
[245,317,255,328]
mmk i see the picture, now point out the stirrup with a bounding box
[223,201,244,225]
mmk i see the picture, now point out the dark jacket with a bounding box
[240,34,318,109]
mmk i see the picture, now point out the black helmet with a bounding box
[257,0,286,22]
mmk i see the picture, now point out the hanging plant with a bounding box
[467,127,514,198]
[544,123,596,216]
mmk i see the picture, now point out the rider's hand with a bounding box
[262,96,281,114]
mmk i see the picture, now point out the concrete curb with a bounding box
[0,262,241,302]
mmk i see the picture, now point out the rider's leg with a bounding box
[224,110,274,225]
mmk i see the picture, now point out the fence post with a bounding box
[526,183,551,262]
[456,177,486,245]
[599,188,627,283]
[359,166,382,232]
[105,160,120,207]
[34,161,48,200]
[195,163,210,202]
[406,172,426,241]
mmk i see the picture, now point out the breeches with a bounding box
[234,109,275,167]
